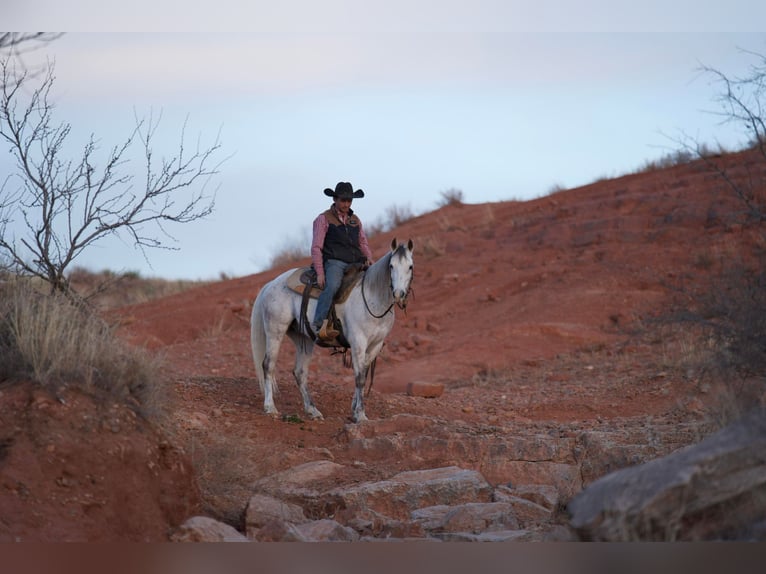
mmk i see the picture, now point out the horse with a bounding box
[250,238,414,423]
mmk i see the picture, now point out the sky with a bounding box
[2,3,766,280]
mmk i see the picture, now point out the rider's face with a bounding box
[334,197,352,214]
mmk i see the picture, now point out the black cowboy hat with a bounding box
[324,181,365,199]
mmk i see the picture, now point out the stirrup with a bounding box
[318,319,340,341]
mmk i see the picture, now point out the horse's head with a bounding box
[389,238,414,309]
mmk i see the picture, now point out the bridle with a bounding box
[360,264,412,319]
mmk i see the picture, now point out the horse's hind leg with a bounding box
[287,329,323,420]
[260,327,289,416]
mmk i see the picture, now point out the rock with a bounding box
[245,493,307,538]
[493,487,553,527]
[329,466,493,521]
[504,483,560,510]
[411,502,519,534]
[434,529,537,542]
[253,460,346,500]
[170,516,248,542]
[568,409,766,541]
[406,381,444,398]
[294,519,360,541]
[252,519,307,542]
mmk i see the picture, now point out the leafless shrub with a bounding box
[268,232,310,269]
[437,188,464,207]
[384,204,415,228]
[657,246,766,423]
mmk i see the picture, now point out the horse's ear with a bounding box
[390,238,398,251]
[407,239,414,252]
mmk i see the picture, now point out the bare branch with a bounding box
[0,59,224,296]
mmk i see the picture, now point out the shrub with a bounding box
[437,188,464,206]
[659,243,766,422]
[0,278,167,420]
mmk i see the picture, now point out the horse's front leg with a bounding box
[350,363,369,423]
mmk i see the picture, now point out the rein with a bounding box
[361,270,395,319]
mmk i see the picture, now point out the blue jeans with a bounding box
[313,259,350,327]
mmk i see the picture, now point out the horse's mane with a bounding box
[365,249,393,294]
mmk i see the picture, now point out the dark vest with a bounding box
[322,208,365,264]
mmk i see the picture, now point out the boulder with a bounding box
[328,466,493,520]
[294,519,360,541]
[411,502,519,534]
[170,516,248,542]
[245,493,307,538]
[568,409,766,541]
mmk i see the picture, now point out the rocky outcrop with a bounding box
[568,409,766,541]
[174,412,718,542]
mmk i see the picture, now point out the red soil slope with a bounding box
[2,150,761,540]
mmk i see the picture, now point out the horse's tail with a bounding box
[249,291,268,395]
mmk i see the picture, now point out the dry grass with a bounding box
[67,267,210,310]
[419,235,446,259]
[0,277,170,421]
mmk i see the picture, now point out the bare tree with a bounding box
[658,49,766,417]
[0,33,63,52]
[675,49,766,225]
[0,59,223,295]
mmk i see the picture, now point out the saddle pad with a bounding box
[285,265,364,303]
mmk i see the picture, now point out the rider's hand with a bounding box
[317,274,325,289]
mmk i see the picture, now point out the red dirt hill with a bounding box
[2,150,761,540]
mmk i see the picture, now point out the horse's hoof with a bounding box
[264,407,280,418]
[308,408,324,420]
[351,413,368,423]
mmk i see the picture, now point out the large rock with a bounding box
[170,516,248,542]
[568,409,766,541]
[328,466,493,521]
[252,460,346,501]
[245,493,308,538]
[411,502,519,534]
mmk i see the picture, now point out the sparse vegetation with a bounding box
[268,233,310,269]
[437,188,464,207]
[0,277,169,420]
[653,50,766,425]
[66,266,209,309]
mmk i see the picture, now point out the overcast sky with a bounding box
[3,3,766,280]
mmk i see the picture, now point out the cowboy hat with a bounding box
[324,181,365,199]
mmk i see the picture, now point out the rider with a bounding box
[311,181,374,340]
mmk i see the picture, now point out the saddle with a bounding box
[290,263,365,347]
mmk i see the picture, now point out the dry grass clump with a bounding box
[0,277,169,420]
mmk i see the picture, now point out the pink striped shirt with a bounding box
[311,206,373,278]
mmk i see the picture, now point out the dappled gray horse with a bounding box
[250,238,414,422]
